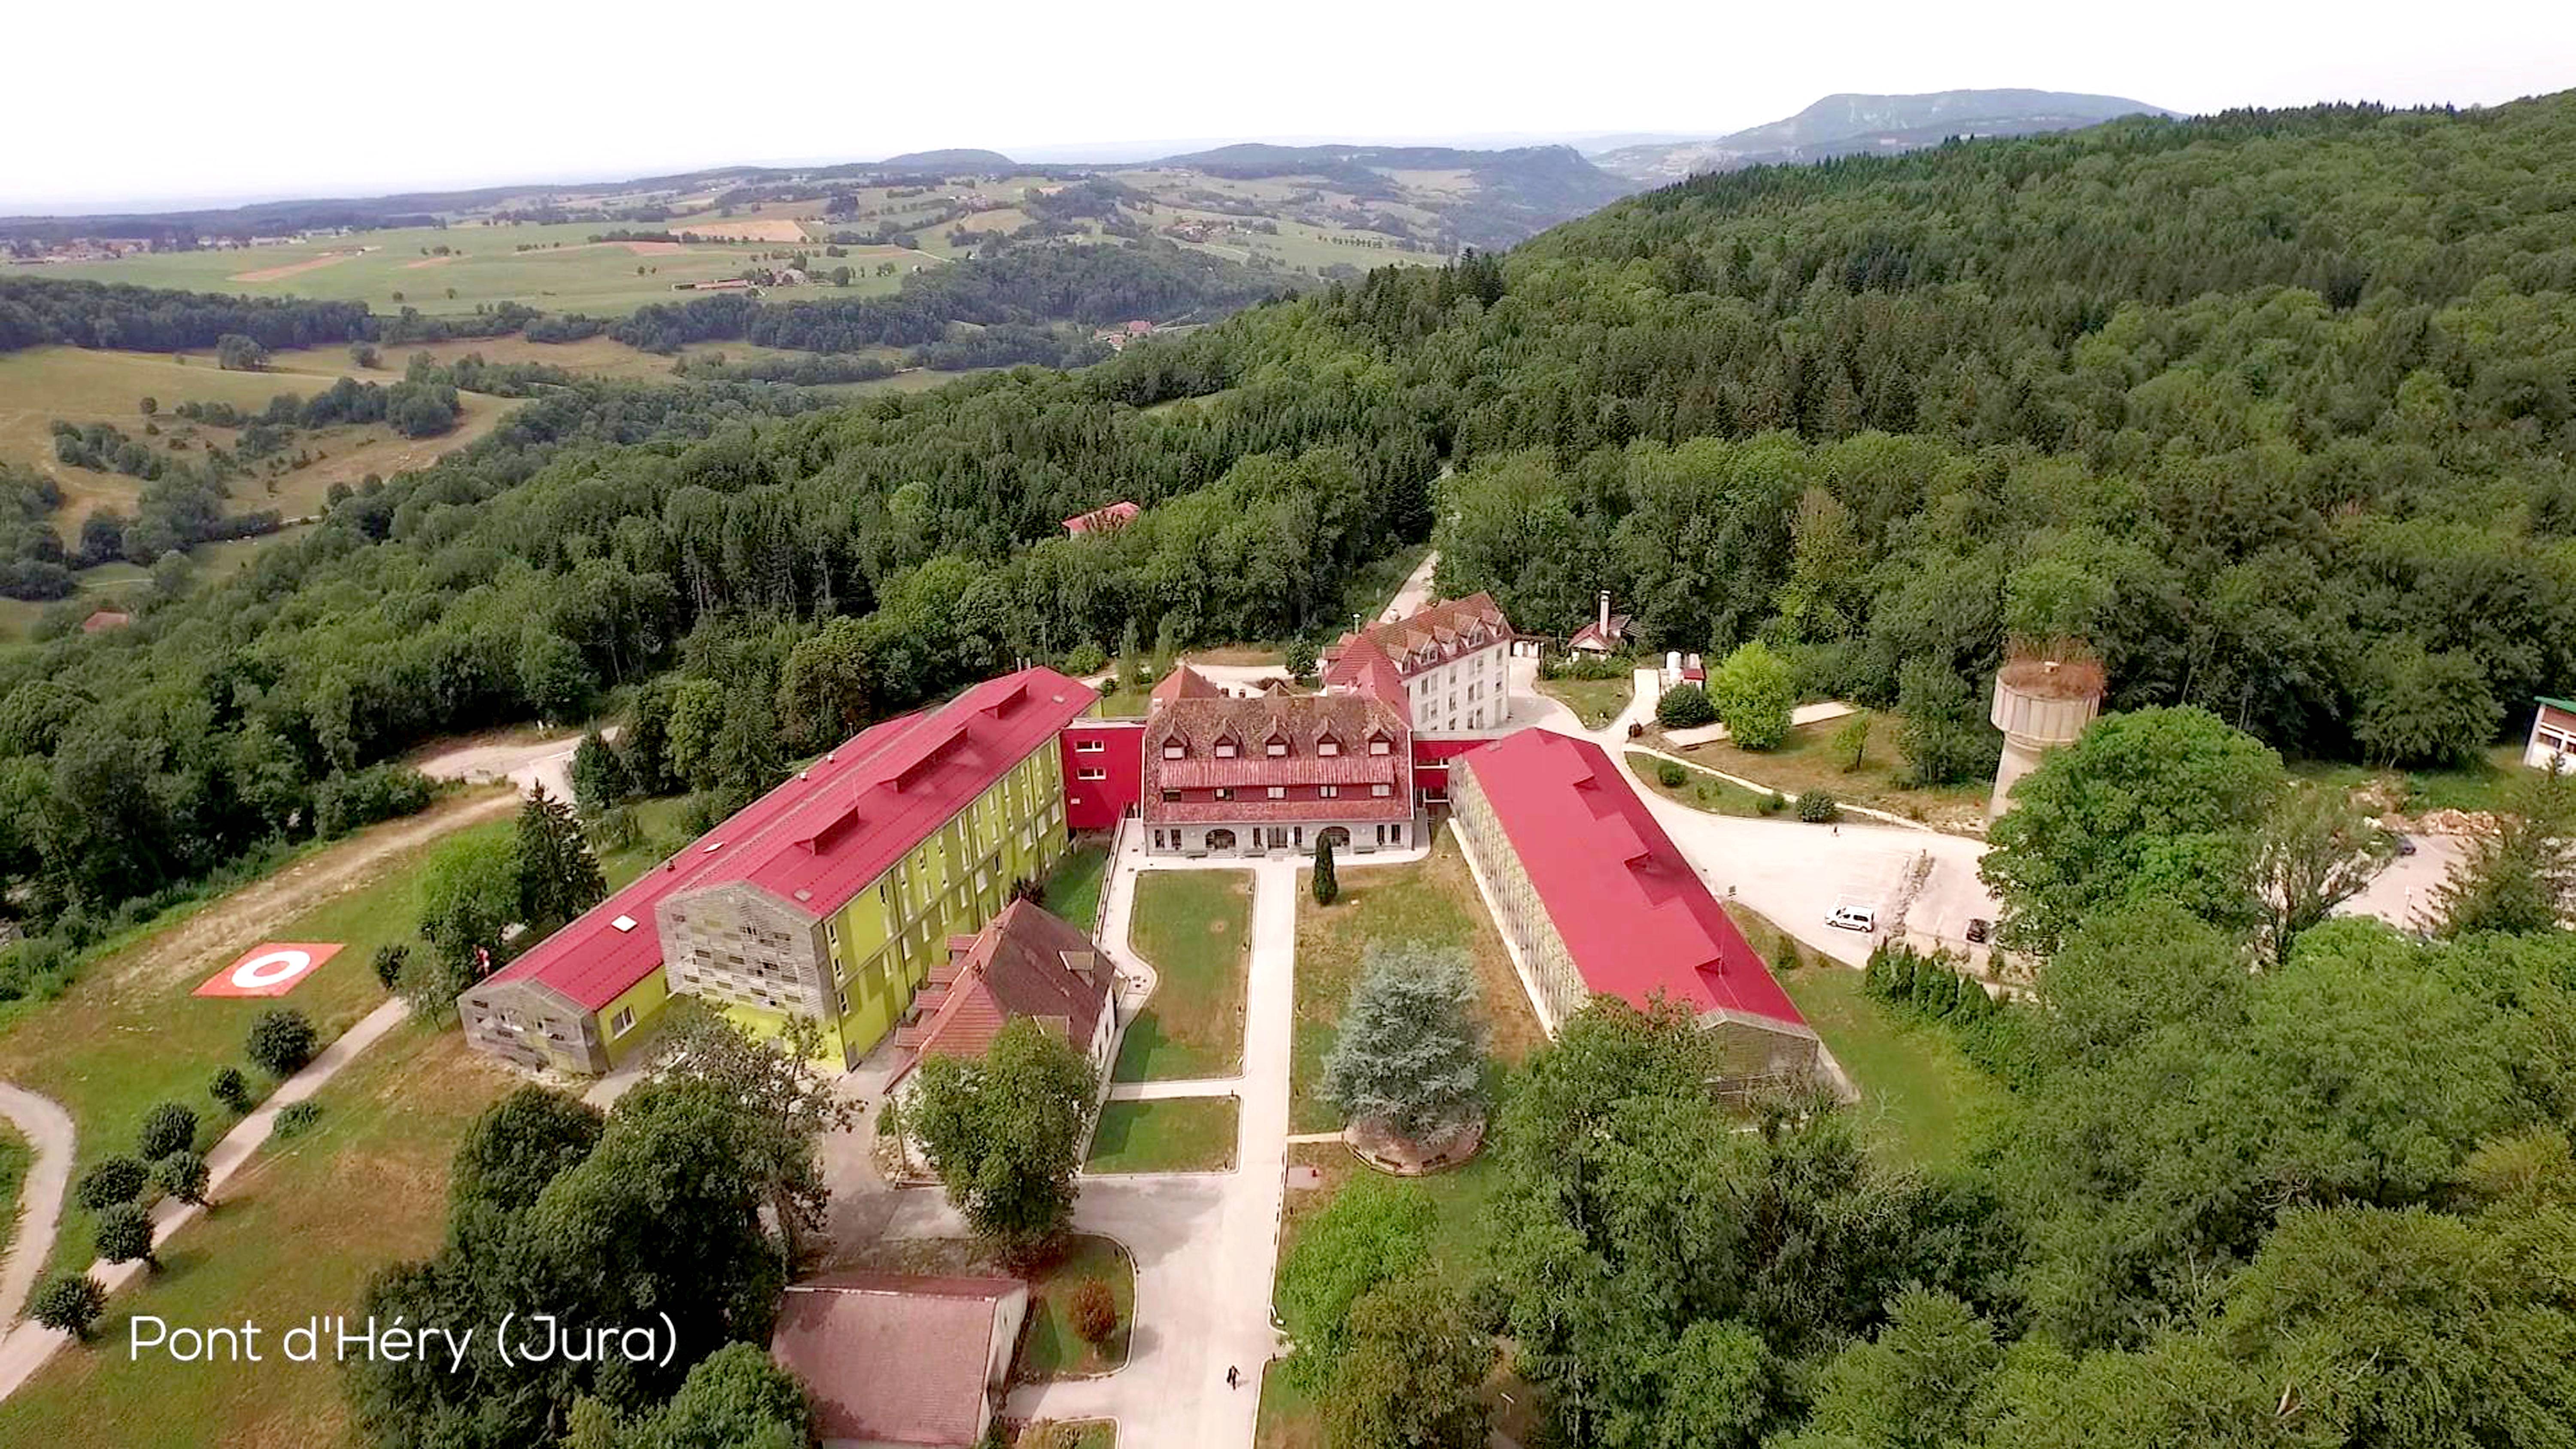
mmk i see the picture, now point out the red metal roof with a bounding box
[483,668,1097,1012]
[772,1272,1022,1446]
[1455,730,1806,1030]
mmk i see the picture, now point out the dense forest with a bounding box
[4,92,2576,1449]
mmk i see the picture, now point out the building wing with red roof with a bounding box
[886,898,1117,1090]
[460,668,1097,1077]
[771,1273,1029,1447]
[1449,729,1818,1092]
[1322,592,1514,734]
[1139,687,1419,855]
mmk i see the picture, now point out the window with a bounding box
[1267,741,1287,756]
[1267,786,1286,799]
[825,920,839,950]
[1078,767,1106,782]
[1162,789,1181,802]
[1075,739,1105,754]
[1163,743,1185,759]
[609,1006,635,1038]
[1215,787,1235,800]
[1318,738,1340,756]
[1370,738,1391,755]
[1216,741,1238,758]
[1372,784,1392,797]
[1320,785,1339,799]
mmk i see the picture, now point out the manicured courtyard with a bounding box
[1533,673,1632,729]
[1291,829,1545,1132]
[1084,1097,1239,1174]
[1114,871,1253,1081]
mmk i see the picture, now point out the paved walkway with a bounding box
[1377,549,1442,623]
[0,1087,73,1339]
[0,999,413,1401]
[995,839,1302,1449]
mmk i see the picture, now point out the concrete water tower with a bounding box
[1987,648,2106,819]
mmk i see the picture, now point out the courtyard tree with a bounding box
[29,1275,106,1340]
[516,782,606,933]
[2251,787,2394,964]
[245,1006,318,1077]
[413,831,522,1009]
[899,1017,1096,1249]
[1321,944,1484,1140]
[209,1065,251,1113]
[1324,1274,1493,1449]
[1894,660,1995,787]
[1832,709,1871,771]
[647,1004,857,1261]
[1312,834,1339,905]
[569,729,632,814]
[75,1156,146,1213]
[154,1149,210,1207]
[1656,682,1719,729]
[1070,1278,1118,1346]
[1708,640,1796,750]
[1278,1175,1435,1380]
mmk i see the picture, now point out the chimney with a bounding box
[1597,590,1611,633]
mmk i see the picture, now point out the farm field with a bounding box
[24,221,911,316]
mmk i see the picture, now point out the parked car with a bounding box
[1965,917,1990,944]
[1826,903,1877,933]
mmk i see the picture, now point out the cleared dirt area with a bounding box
[228,249,368,283]
[97,787,517,999]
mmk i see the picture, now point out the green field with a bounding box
[1534,673,1632,729]
[0,1023,511,1449]
[0,1123,24,1266]
[1628,750,1780,817]
[0,807,513,1285]
[29,222,930,317]
[1039,844,1109,936]
[1084,1097,1239,1173]
[1114,871,1254,1081]
[1777,966,2004,1170]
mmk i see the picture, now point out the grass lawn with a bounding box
[592,793,700,888]
[1656,711,1987,832]
[1091,686,1151,718]
[1628,750,1781,817]
[0,1124,24,1265]
[0,1024,513,1449]
[2288,741,2529,818]
[1291,828,1546,1133]
[1017,1235,1136,1380]
[1017,1424,1115,1449]
[1534,674,1632,729]
[1777,966,2003,1170]
[1115,872,1252,1081]
[1084,1098,1239,1173]
[1040,844,1110,935]
[0,815,514,1284]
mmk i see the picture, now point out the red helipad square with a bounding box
[194,943,344,998]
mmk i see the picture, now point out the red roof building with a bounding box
[1448,729,1818,1093]
[886,898,1117,1092]
[771,1273,1029,1447]
[460,668,1096,1076]
[1141,668,1417,857]
[1567,590,1631,654]
[1062,500,1141,536]
[1322,592,1515,734]
[79,609,131,634]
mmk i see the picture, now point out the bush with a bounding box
[313,764,434,838]
[373,943,410,992]
[273,1100,323,1139]
[1063,642,1108,676]
[75,1156,148,1213]
[1655,683,1718,729]
[0,934,76,1003]
[136,1101,198,1159]
[30,1274,106,1339]
[1656,760,1687,789]
[1758,790,1787,815]
[1797,790,1841,823]
[94,1202,156,1268]
[154,1149,210,1206]
[246,1007,318,1077]
[1069,1277,1118,1345]
[209,1065,251,1113]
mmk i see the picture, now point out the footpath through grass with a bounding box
[1085,1097,1239,1173]
[1115,871,1252,1081]
[1040,844,1110,935]
[1291,830,1545,1133]
[0,815,513,1285]
[0,1024,512,1449]
[1778,966,2003,1170]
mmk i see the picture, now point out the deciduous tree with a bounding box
[899,1018,1095,1249]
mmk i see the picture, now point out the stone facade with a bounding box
[659,881,835,1020]
[460,977,612,1076]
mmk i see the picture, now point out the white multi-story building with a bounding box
[1321,591,1516,735]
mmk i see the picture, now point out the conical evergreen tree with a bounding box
[1322,944,1485,1140]
[516,783,606,931]
[1312,835,1339,905]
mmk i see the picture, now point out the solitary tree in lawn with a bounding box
[901,1018,1097,1250]
[1313,835,1339,905]
[1322,944,1485,1140]
[30,1275,106,1340]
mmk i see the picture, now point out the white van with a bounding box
[1826,902,1877,933]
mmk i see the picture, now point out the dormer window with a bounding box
[1266,736,1289,757]
[1215,740,1238,758]
[1369,736,1391,755]
[1163,742,1185,758]
[1318,737,1340,757]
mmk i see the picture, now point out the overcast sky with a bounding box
[11,0,2572,212]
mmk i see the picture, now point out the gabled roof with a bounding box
[889,900,1112,1086]
[1151,663,1226,705]
[480,668,1097,1012]
[1324,593,1512,693]
[772,1272,1023,1447]
[1567,613,1632,650]
[1456,730,1806,1031]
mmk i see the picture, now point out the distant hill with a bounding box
[878,148,1015,171]
[1594,89,2175,183]
[1148,142,1636,252]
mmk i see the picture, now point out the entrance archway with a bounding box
[1318,826,1351,849]
[1205,828,1238,851]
